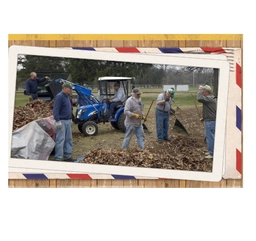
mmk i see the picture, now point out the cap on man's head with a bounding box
[202,85,212,93]
[62,83,72,89]
[114,82,120,87]
[132,88,141,95]
[166,88,175,94]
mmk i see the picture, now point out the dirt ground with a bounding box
[13,100,212,172]
[67,105,212,172]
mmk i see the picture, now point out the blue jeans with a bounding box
[155,109,170,141]
[122,124,145,149]
[31,93,38,100]
[204,121,216,156]
[54,119,72,160]
[109,101,123,117]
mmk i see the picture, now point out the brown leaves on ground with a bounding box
[13,99,54,131]
[79,136,212,172]
[12,101,212,172]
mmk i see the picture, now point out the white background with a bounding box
[1,1,255,240]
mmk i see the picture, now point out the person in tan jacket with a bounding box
[122,88,146,150]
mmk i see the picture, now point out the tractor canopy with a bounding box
[97,76,135,102]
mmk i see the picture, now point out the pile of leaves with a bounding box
[13,100,54,131]
[78,136,212,172]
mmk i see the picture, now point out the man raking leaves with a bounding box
[197,85,217,159]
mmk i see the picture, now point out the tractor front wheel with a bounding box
[117,113,126,133]
[78,123,83,133]
[81,121,98,136]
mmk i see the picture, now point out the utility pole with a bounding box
[193,70,195,86]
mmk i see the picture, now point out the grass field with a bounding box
[14,87,201,108]
[15,90,29,107]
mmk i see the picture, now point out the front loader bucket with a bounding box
[45,81,62,100]
[173,117,189,136]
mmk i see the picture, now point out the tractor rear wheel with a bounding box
[111,121,120,130]
[81,121,98,136]
[117,113,126,133]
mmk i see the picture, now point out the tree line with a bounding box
[17,55,214,87]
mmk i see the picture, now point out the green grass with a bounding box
[141,90,201,108]
[14,87,202,108]
[15,91,29,107]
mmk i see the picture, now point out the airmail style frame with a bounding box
[8,45,230,182]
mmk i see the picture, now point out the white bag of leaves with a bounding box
[11,118,55,160]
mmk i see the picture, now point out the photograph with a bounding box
[9,45,231,181]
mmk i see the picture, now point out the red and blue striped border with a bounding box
[21,173,137,180]
[72,47,228,54]
[236,62,242,174]
[14,47,242,179]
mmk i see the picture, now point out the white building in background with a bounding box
[163,85,189,91]
[163,85,175,91]
[176,85,189,91]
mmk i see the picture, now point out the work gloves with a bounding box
[133,114,146,121]
[28,95,32,101]
[55,121,62,130]
[133,114,141,119]
[45,76,50,80]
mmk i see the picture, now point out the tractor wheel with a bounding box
[117,113,126,133]
[72,113,78,124]
[78,123,83,133]
[111,121,120,130]
[81,121,98,136]
[72,113,75,122]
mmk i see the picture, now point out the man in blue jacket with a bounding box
[53,83,75,162]
[25,72,49,101]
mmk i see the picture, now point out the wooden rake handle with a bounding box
[145,99,154,119]
[191,93,201,119]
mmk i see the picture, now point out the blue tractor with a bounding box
[46,77,135,136]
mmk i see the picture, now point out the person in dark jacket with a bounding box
[53,83,75,162]
[197,85,217,159]
[25,72,49,101]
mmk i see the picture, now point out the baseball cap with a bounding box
[132,88,141,94]
[167,88,175,94]
[202,85,212,93]
[62,83,72,89]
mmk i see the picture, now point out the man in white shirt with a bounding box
[108,82,126,120]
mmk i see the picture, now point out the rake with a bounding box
[172,99,181,111]
[191,93,206,143]
[142,99,154,134]
[173,113,189,136]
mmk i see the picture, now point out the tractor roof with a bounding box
[98,76,134,81]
